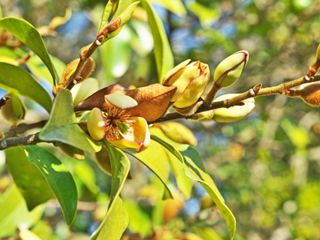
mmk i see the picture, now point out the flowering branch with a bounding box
[1,74,319,150]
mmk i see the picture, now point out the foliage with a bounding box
[0,0,320,239]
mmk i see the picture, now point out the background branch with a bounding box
[1,75,319,150]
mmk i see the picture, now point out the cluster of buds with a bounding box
[79,50,254,152]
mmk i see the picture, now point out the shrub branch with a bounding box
[1,75,319,150]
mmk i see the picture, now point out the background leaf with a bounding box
[0,17,58,85]
[0,62,52,112]
[91,144,130,239]
[183,155,236,239]
[25,145,78,225]
[39,89,101,152]
[0,185,44,238]
[131,140,173,197]
[5,146,54,210]
[141,0,174,82]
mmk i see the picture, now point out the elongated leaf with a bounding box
[39,89,101,152]
[0,62,52,112]
[0,17,58,85]
[91,144,130,239]
[183,155,236,239]
[151,134,193,198]
[141,0,174,82]
[130,140,174,197]
[5,147,54,210]
[0,185,44,238]
[152,133,236,239]
[25,145,78,225]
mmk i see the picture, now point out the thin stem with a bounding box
[56,18,121,92]
[0,75,319,150]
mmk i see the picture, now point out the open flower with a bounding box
[87,96,150,152]
[80,83,177,151]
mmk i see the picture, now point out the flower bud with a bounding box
[212,94,255,123]
[299,82,320,106]
[163,60,210,108]
[87,108,106,140]
[1,94,25,124]
[214,50,249,88]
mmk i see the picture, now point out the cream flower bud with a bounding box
[214,50,249,88]
[87,107,106,141]
[163,60,210,108]
[212,94,255,123]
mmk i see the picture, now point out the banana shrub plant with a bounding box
[0,0,320,239]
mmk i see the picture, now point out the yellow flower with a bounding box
[87,92,150,152]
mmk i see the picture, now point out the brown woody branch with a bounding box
[56,18,121,92]
[1,75,319,150]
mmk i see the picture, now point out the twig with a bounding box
[0,133,40,150]
[155,75,320,123]
[0,75,319,150]
[4,120,47,138]
[58,18,121,91]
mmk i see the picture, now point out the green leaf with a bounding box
[0,62,52,112]
[183,155,236,239]
[91,144,130,239]
[124,199,152,236]
[98,0,115,32]
[130,140,174,198]
[141,0,174,82]
[0,185,44,238]
[93,198,129,240]
[25,145,78,225]
[151,134,193,198]
[5,146,54,210]
[152,131,236,239]
[39,89,101,152]
[0,17,58,85]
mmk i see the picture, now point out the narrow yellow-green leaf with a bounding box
[5,147,54,210]
[91,144,130,239]
[0,17,58,85]
[39,89,101,152]
[0,62,52,112]
[25,145,78,225]
[141,0,174,82]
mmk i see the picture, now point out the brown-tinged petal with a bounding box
[76,83,176,122]
[299,82,320,106]
[75,84,125,111]
[124,84,177,122]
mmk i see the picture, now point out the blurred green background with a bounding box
[1,0,320,239]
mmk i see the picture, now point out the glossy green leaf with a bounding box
[5,147,54,210]
[25,145,78,225]
[0,17,58,85]
[91,144,130,239]
[39,89,101,152]
[183,155,236,240]
[141,0,174,82]
[93,198,129,240]
[130,140,174,198]
[151,134,193,198]
[74,162,99,194]
[0,185,44,238]
[0,62,52,112]
[152,131,236,239]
